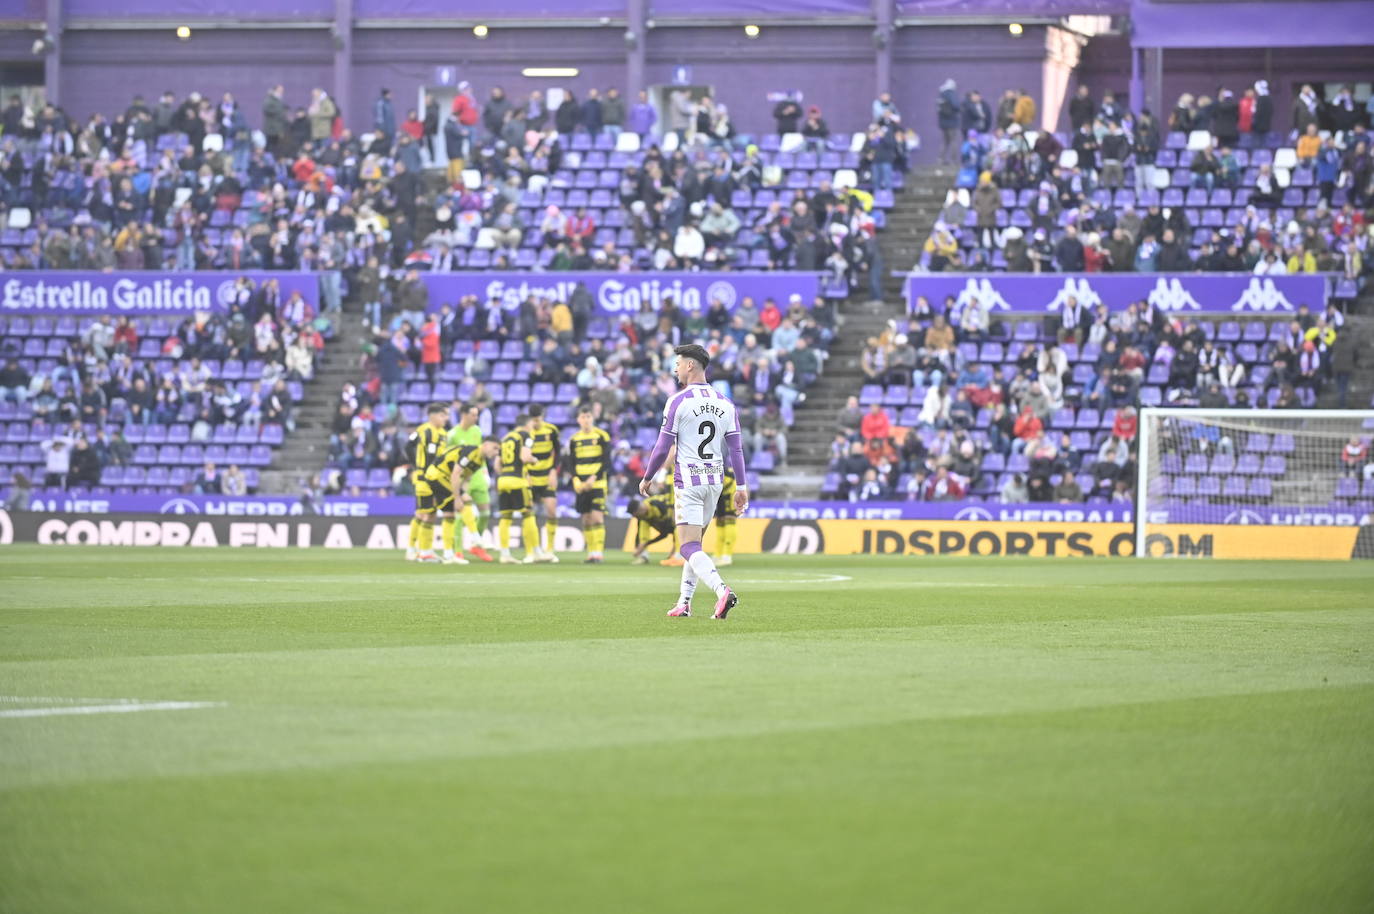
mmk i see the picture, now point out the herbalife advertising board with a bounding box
[904,273,1329,315]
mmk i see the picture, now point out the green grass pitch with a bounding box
[1,546,1371,913]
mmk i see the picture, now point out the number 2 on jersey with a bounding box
[697,421,717,459]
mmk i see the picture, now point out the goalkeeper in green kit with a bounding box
[447,402,493,556]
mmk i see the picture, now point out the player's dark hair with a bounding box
[460,401,478,414]
[674,343,710,370]
[427,402,448,415]
[626,498,642,516]
[482,435,500,444]
[577,405,594,416]
[514,413,531,427]
[528,403,545,418]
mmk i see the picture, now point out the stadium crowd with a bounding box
[826,285,1362,503]
[0,82,915,297]
[921,79,1372,289]
[0,275,328,500]
[316,286,838,496]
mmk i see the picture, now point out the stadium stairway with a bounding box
[257,322,370,494]
[1319,310,1372,411]
[259,174,448,493]
[773,166,953,487]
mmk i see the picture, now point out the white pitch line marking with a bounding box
[732,573,854,584]
[0,699,223,719]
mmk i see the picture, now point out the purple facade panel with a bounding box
[0,28,42,62]
[56,29,332,125]
[898,0,1126,12]
[64,0,332,17]
[889,25,1048,163]
[347,27,628,130]
[649,0,871,14]
[1129,0,1374,50]
[6,0,44,20]
[645,26,877,136]
[353,0,623,17]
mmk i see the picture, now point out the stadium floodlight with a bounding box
[522,67,579,78]
[744,24,760,38]
[1135,408,1374,560]
[472,24,489,38]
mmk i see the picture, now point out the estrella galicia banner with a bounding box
[422,272,822,315]
[904,272,1329,314]
[0,271,319,314]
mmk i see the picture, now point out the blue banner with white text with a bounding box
[905,273,1329,315]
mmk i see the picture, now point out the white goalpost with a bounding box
[1135,408,1374,560]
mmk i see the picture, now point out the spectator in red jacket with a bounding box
[1118,345,1147,381]
[860,402,891,443]
[1013,404,1043,445]
[924,466,967,501]
[759,298,783,333]
[113,315,139,354]
[1112,405,1138,441]
[1341,436,1368,477]
[451,82,478,126]
[419,314,442,383]
[565,207,596,243]
[1083,232,1110,272]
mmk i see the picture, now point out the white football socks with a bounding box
[679,560,698,606]
[687,550,726,598]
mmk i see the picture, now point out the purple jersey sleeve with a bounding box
[725,431,747,485]
[642,429,675,482]
[643,391,684,482]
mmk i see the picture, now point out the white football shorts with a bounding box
[674,483,722,528]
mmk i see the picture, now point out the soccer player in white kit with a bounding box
[639,344,750,619]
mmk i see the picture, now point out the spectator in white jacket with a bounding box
[919,382,951,428]
[673,221,705,268]
[958,295,990,341]
[1036,343,1069,384]
[40,436,73,488]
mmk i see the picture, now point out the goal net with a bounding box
[1136,408,1374,560]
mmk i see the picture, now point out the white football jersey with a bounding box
[660,383,740,488]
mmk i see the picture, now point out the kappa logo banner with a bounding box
[905,273,1328,315]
